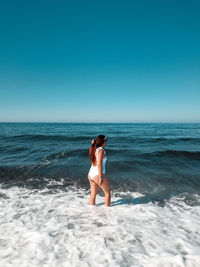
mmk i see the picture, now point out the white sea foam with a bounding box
[0,184,200,267]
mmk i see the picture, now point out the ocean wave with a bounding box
[4,134,91,142]
[111,136,200,143]
[142,150,200,160]
[2,134,200,143]
[46,149,89,160]
[0,186,200,267]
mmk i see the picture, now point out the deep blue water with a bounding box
[0,123,200,204]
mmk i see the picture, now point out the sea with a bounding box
[0,122,200,267]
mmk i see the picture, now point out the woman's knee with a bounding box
[105,190,111,197]
[91,191,97,197]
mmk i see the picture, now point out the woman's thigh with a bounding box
[88,175,99,195]
[98,174,110,194]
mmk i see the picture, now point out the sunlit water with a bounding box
[0,123,200,266]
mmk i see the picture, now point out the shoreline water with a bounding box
[0,123,200,266]
[0,184,200,267]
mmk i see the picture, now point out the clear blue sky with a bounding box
[0,0,199,122]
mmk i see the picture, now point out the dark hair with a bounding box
[89,135,107,164]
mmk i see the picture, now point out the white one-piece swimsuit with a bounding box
[88,147,107,180]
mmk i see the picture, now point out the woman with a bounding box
[88,135,111,206]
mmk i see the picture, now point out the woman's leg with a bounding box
[95,174,111,206]
[88,175,99,205]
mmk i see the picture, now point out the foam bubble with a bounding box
[0,185,200,267]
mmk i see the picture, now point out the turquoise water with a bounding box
[0,122,200,204]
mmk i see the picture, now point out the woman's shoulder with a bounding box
[96,147,105,154]
[96,146,104,151]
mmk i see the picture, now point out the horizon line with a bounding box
[0,121,200,124]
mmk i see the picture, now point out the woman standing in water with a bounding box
[88,135,111,206]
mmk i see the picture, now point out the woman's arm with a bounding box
[97,149,104,185]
